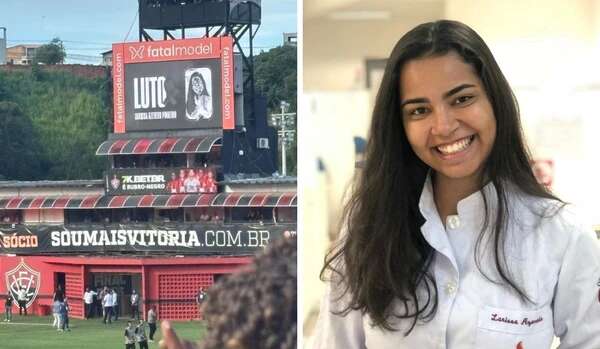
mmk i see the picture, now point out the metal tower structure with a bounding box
[136,0,278,176]
[137,0,261,124]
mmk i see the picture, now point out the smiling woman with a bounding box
[313,20,600,349]
[401,52,497,203]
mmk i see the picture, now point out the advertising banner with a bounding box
[107,167,218,195]
[112,37,235,133]
[0,223,296,255]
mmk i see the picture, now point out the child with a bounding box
[57,301,66,332]
[62,297,70,331]
[52,299,61,329]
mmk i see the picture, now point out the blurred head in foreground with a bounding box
[201,236,297,349]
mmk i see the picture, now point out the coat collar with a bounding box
[417,173,498,274]
[418,173,497,225]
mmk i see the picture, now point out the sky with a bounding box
[0,0,297,64]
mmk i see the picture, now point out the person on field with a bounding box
[147,306,158,342]
[125,321,136,349]
[61,297,70,331]
[113,288,120,321]
[52,299,61,328]
[136,319,149,349]
[96,286,105,318]
[53,284,64,302]
[4,292,13,322]
[17,286,27,315]
[130,289,140,320]
[103,288,114,324]
[196,287,206,319]
[84,287,97,319]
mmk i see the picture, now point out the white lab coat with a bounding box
[313,177,600,348]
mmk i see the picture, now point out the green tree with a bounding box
[0,83,8,101]
[0,69,109,180]
[254,45,297,175]
[254,45,297,111]
[34,38,66,65]
[0,102,42,179]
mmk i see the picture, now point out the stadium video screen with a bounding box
[112,37,234,132]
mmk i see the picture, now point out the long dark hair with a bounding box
[321,20,562,334]
[186,71,209,115]
[201,237,297,349]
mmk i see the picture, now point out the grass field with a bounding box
[0,315,206,349]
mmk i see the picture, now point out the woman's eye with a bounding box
[453,95,473,105]
[408,107,429,117]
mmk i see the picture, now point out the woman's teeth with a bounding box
[436,136,473,155]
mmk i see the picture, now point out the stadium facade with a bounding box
[0,34,296,320]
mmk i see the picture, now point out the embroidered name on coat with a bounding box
[490,313,543,327]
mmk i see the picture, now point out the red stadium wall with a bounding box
[0,256,62,315]
[0,255,252,319]
[141,258,250,320]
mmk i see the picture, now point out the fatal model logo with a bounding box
[5,258,41,308]
[129,46,144,59]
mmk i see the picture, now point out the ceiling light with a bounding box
[329,11,391,21]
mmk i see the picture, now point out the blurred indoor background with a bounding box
[301,0,600,347]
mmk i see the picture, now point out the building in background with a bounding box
[283,32,297,46]
[6,44,41,65]
[0,175,295,320]
[0,27,6,64]
[101,50,112,66]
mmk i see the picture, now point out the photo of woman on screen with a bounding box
[185,69,213,121]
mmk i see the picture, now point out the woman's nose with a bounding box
[430,106,459,136]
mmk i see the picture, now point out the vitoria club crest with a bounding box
[5,259,41,308]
